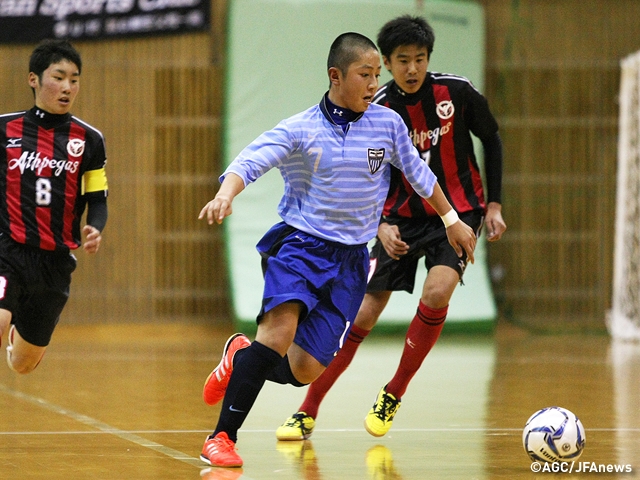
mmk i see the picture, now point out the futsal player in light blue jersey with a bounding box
[197,31,476,468]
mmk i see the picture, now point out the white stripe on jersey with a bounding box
[372,85,388,104]
[223,102,437,245]
[0,111,27,120]
[430,72,482,94]
[72,115,107,144]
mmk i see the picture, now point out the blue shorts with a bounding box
[256,222,369,366]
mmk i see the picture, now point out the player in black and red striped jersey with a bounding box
[277,15,507,440]
[0,39,108,374]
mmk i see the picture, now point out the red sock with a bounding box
[299,324,370,419]
[386,302,447,399]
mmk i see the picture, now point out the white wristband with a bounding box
[440,209,459,228]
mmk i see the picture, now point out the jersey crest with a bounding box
[367,148,385,174]
[436,100,455,119]
[67,138,85,157]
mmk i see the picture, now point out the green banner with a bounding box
[223,0,495,332]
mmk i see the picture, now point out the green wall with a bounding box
[223,0,495,332]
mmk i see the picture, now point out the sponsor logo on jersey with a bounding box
[367,148,385,174]
[436,100,455,119]
[67,138,85,157]
[8,151,80,176]
[410,121,452,150]
[6,138,21,148]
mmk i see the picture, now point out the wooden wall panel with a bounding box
[480,0,639,330]
[0,1,230,325]
[2,0,637,330]
[153,66,229,320]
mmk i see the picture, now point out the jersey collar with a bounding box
[319,92,364,126]
[28,106,72,128]
[389,74,433,103]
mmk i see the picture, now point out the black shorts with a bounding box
[0,234,77,347]
[366,211,484,294]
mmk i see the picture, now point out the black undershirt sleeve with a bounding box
[86,196,108,233]
[480,131,503,205]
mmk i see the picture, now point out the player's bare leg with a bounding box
[354,290,392,330]
[286,342,325,385]
[0,309,10,345]
[256,302,301,355]
[5,323,46,374]
[420,265,459,308]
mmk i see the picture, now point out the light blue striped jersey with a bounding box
[222,95,437,245]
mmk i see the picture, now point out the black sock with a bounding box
[213,341,282,442]
[266,354,308,387]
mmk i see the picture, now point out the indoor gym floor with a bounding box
[1,321,639,480]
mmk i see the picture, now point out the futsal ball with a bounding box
[522,406,586,463]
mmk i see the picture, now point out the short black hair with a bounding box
[377,15,435,60]
[29,39,82,79]
[327,32,378,75]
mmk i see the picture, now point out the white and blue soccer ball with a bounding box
[522,406,586,463]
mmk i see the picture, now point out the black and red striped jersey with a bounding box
[0,107,108,253]
[373,73,499,219]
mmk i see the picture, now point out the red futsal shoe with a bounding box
[200,432,243,468]
[203,333,251,406]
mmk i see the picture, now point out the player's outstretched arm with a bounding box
[198,173,245,225]
[425,183,476,264]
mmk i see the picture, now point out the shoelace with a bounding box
[287,414,305,426]
[207,435,236,454]
[374,393,398,421]
[286,414,312,433]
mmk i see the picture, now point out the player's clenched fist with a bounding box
[82,225,102,254]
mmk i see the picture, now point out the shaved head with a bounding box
[327,32,378,75]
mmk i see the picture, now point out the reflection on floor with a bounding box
[1,322,639,479]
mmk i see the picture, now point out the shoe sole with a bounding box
[364,419,387,437]
[276,431,313,441]
[275,413,315,441]
[200,454,243,468]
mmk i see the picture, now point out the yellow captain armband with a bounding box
[81,168,108,195]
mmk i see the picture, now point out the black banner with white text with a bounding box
[0,0,210,43]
